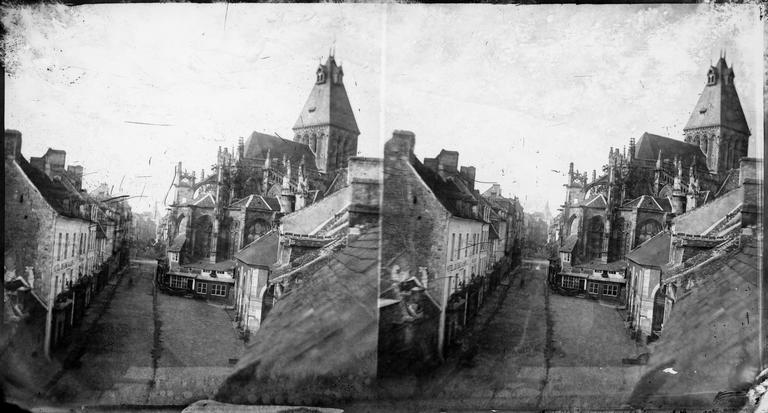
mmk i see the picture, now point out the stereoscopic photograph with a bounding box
[2,2,764,412]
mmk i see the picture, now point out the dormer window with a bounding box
[707,69,717,85]
[316,67,326,84]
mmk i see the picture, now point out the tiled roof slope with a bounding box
[243,132,318,172]
[673,186,743,235]
[13,155,87,220]
[629,230,760,408]
[634,132,707,168]
[293,55,360,134]
[684,58,750,134]
[233,230,279,268]
[411,157,477,220]
[626,231,671,268]
[280,185,351,235]
[559,234,578,253]
[216,227,379,405]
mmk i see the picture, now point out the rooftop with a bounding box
[215,227,379,405]
[626,231,671,268]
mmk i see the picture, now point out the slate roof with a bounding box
[628,230,760,408]
[181,259,236,272]
[215,227,379,405]
[583,194,607,209]
[411,157,478,220]
[228,194,281,211]
[13,155,88,220]
[168,233,187,252]
[626,231,671,268]
[243,131,318,172]
[621,195,672,212]
[634,132,707,167]
[683,58,750,135]
[191,193,215,208]
[559,234,578,253]
[293,55,360,134]
[233,230,279,268]
[673,186,743,235]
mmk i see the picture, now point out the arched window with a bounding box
[634,219,662,247]
[310,135,318,153]
[316,68,326,84]
[568,215,580,236]
[586,216,604,261]
[707,69,716,85]
[701,135,708,154]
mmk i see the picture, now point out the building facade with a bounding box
[4,129,131,359]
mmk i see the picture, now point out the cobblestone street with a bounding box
[344,260,645,412]
[45,260,245,407]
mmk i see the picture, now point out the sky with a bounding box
[3,3,763,217]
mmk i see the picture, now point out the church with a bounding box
[158,52,361,301]
[556,55,751,302]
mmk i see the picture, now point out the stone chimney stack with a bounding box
[385,130,416,163]
[4,129,22,159]
[348,157,382,228]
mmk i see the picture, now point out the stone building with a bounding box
[159,53,362,302]
[555,56,751,303]
[4,129,131,360]
[381,130,519,362]
[231,157,382,337]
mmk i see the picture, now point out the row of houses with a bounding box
[3,129,132,361]
[215,129,526,405]
[378,130,525,374]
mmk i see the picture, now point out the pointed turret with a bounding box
[292,53,360,175]
[683,55,750,176]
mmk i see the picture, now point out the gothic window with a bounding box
[707,69,716,85]
[701,136,708,155]
[193,215,213,258]
[634,219,662,247]
[568,215,580,236]
[316,68,326,84]
[244,219,270,244]
[310,135,318,153]
[693,135,700,147]
[586,216,604,261]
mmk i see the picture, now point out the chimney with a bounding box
[348,156,382,228]
[436,150,459,173]
[460,166,476,191]
[628,138,636,160]
[67,165,84,191]
[385,130,416,162]
[739,157,763,228]
[4,129,22,159]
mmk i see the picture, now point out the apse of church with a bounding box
[558,55,751,268]
[162,52,361,266]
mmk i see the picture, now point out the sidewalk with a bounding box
[44,265,130,396]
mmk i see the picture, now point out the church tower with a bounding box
[292,52,360,175]
[683,54,750,178]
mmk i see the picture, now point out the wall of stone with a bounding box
[4,160,56,303]
[382,131,450,312]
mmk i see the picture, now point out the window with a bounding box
[463,233,467,257]
[58,233,62,261]
[72,233,76,257]
[211,284,227,297]
[169,275,186,289]
[588,282,600,294]
[601,283,618,297]
[561,275,579,289]
[458,234,462,259]
[196,282,208,294]
[451,234,455,261]
[65,233,69,259]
